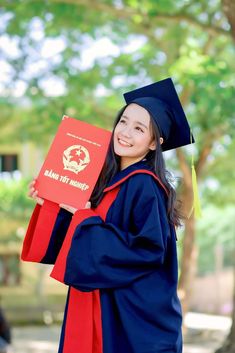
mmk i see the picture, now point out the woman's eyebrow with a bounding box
[121,115,148,129]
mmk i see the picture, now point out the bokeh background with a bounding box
[0,0,235,352]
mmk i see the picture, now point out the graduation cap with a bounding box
[123,77,194,152]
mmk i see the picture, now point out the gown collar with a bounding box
[103,160,168,196]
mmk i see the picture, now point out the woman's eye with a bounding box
[136,126,144,133]
[119,119,126,124]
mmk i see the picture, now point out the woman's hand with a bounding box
[28,179,44,205]
[59,201,91,214]
[28,179,91,213]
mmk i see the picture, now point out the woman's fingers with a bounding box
[32,190,38,198]
[28,187,35,197]
[59,201,91,213]
[28,180,44,205]
[28,179,36,197]
[36,197,44,206]
[28,180,36,188]
[59,203,78,214]
[32,190,44,205]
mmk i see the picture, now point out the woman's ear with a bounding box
[149,140,156,151]
[149,137,164,151]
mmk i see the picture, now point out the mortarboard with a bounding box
[123,77,194,151]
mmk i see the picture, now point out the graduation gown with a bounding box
[21,160,182,353]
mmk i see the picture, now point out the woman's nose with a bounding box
[120,126,132,137]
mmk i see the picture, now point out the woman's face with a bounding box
[113,103,156,170]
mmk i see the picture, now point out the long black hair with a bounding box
[90,104,183,227]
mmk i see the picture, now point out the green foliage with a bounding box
[0,0,235,269]
[0,178,33,218]
[196,204,235,275]
[0,178,34,243]
[1,0,234,142]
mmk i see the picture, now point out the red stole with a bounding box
[56,186,121,353]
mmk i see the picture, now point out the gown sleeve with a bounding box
[50,175,171,290]
[21,199,72,264]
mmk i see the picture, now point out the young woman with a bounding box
[23,78,193,353]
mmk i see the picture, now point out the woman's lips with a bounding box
[118,138,133,147]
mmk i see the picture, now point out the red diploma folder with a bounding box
[35,116,111,208]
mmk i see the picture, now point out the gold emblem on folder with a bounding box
[63,145,90,174]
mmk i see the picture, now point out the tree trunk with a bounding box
[222,0,235,41]
[175,130,215,318]
[178,187,198,317]
[214,265,235,353]
[214,4,235,352]
[175,146,199,317]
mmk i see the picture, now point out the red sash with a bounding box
[21,200,60,262]
[60,187,121,353]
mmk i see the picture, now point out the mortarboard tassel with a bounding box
[191,161,202,219]
[188,131,202,219]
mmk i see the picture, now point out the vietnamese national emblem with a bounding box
[63,145,90,174]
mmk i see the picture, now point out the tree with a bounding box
[215,267,235,353]
[214,2,235,351]
[0,0,235,318]
[222,0,235,42]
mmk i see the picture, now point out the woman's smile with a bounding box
[117,137,133,147]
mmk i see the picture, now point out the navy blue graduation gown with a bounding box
[22,160,183,353]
